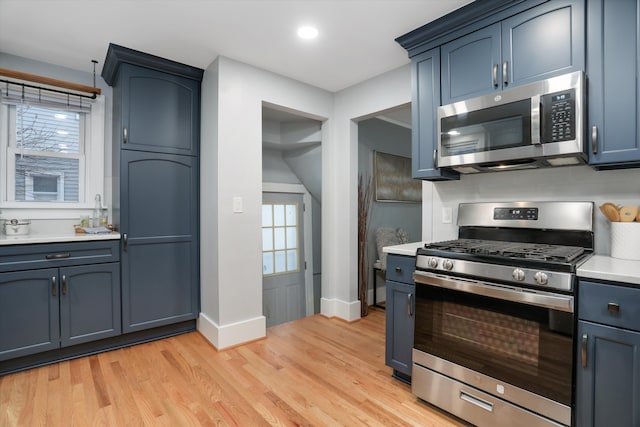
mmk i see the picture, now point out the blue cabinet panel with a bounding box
[121,150,199,333]
[503,0,583,88]
[0,269,59,361]
[576,321,640,427]
[441,23,501,104]
[59,263,121,347]
[412,48,458,181]
[587,0,640,167]
[385,254,415,382]
[120,64,200,156]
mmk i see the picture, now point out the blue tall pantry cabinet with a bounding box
[102,44,203,333]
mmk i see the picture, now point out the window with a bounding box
[262,203,299,276]
[0,84,104,212]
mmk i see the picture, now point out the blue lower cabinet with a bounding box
[0,269,60,361]
[0,241,121,363]
[385,254,416,383]
[576,280,640,426]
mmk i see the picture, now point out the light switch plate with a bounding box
[233,196,243,213]
[442,207,452,224]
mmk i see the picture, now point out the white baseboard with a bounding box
[197,312,266,350]
[320,297,361,322]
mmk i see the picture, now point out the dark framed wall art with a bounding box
[373,151,422,203]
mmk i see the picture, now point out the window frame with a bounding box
[0,95,104,217]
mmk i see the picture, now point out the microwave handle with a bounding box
[531,94,541,145]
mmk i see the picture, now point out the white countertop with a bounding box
[578,255,640,286]
[382,241,426,257]
[0,231,121,245]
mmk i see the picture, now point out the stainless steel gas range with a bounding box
[412,201,594,427]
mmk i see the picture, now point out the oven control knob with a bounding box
[512,268,525,281]
[443,259,454,271]
[534,271,549,285]
[428,257,439,268]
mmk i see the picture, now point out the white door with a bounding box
[262,192,305,327]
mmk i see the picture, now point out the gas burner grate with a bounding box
[425,239,585,263]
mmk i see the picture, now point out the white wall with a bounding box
[199,56,332,349]
[426,165,640,254]
[327,64,412,320]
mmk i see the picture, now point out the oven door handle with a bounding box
[413,270,574,313]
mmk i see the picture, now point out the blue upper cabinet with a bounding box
[412,49,459,180]
[441,0,585,105]
[441,23,502,104]
[587,0,640,168]
[102,43,203,157]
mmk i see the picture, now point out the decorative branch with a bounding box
[358,174,373,317]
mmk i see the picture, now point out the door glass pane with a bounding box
[274,228,285,250]
[286,226,297,249]
[286,204,297,226]
[287,249,298,271]
[262,205,273,227]
[274,250,286,273]
[262,252,274,275]
[273,204,285,226]
[262,228,273,251]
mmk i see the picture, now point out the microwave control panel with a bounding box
[541,89,575,143]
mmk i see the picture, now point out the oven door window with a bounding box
[440,99,532,157]
[414,283,573,406]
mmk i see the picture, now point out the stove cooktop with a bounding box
[423,239,586,264]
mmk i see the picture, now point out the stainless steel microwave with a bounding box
[437,71,586,173]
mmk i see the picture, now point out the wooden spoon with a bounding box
[599,203,620,222]
[619,206,638,222]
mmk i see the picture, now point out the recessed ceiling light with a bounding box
[297,26,318,40]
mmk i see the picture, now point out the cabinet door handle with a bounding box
[123,233,128,252]
[502,61,509,86]
[591,125,598,154]
[123,127,128,144]
[433,149,438,168]
[492,63,499,88]
[51,276,57,296]
[45,252,70,260]
[407,293,414,317]
[581,333,588,368]
[607,302,620,314]
[61,274,67,295]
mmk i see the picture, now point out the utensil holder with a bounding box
[611,222,640,260]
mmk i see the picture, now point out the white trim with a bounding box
[320,297,361,322]
[262,182,315,317]
[0,95,105,211]
[197,312,266,350]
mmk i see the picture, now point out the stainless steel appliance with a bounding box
[412,201,594,427]
[437,71,586,173]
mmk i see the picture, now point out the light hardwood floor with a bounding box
[0,308,469,426]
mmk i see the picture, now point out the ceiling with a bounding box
[0,0,472,93]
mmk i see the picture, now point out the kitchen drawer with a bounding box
[579,280,640,331]
[386,254,415,284]
[0,241,120,273]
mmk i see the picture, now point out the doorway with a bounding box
[262,103,322,327]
